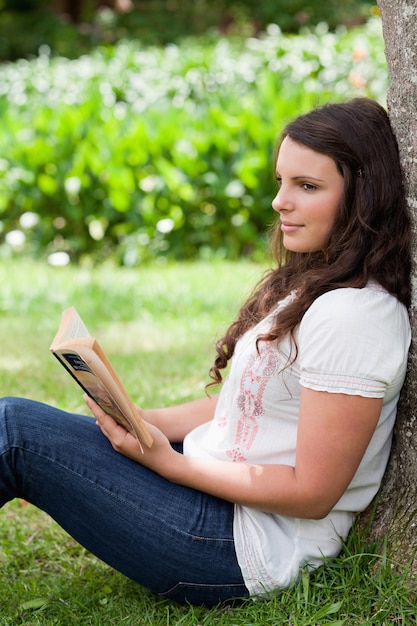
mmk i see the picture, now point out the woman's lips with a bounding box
[280,221,303,232]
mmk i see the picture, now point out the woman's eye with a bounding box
[302,182,317,191]
[275,177,282,190]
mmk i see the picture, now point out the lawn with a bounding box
[0,259,416,625]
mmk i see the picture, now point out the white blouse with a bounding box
[184,283,411,595]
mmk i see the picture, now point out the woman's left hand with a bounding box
[84,395,177,473]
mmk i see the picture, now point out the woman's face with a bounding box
[272,136,344,253]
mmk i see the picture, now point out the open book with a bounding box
[50,307,153,449]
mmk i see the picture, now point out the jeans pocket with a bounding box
[159,581,249,607]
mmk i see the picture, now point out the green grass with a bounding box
[0,259,416,625]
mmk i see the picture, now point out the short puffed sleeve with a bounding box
[298,286,411,399]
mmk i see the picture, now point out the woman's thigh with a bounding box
[0,397,248,605]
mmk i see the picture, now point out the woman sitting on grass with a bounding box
[0,97,411,606]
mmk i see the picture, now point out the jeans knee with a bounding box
[0,396,15,418]
[0,396,27,420]
[0,397,23,449]
[0,397,43,438]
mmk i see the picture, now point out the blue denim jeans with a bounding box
[0,397,249,606]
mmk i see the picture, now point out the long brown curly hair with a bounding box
[208,98,412,386]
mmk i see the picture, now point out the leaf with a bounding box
[19,597,49,612]
[310,600,344,620]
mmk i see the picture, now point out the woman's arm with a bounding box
[164,388,383,518]
[140,394,218,442]
[86,387,382,519]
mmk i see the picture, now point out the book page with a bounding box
[66,311,90,340]
[50,306,91,348]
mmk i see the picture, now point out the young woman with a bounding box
[0,97,411,606]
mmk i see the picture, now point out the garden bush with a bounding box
[0,1,375,60]
[0,17,387,265]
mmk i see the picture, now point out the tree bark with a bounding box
[363,0,417,574]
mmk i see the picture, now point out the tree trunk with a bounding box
[363,0,417,574]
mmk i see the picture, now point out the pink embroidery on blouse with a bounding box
[217,414,228,429]
[226,343,279,462]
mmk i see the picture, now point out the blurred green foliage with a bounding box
[0,0,375,61]
[0,17,386,266]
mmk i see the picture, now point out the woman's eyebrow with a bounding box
[275,171,325,183]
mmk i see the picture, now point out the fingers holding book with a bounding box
[84,394,177,472]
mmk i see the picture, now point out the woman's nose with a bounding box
[271,191,280,213]
[272,186,292,213]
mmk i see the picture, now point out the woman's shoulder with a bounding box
[312,282,406,312]
[302,282,410,336]
[298,282,411,391]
